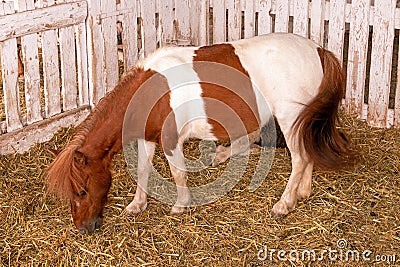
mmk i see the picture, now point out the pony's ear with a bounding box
[74,151,88,166]
[49,148,62,156]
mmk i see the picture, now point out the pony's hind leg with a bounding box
[211,130,260,167]
[126,139,156,214]
[270,117,311,217]
[167,143,192,215]
[297,161,313,200]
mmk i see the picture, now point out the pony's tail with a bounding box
[293,47,354,170]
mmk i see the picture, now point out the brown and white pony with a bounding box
[46,33,353,234]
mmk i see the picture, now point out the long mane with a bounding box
[45,67,146,199]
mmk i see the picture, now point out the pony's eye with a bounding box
[77,190,87,198]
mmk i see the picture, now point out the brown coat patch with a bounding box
[123,70,178,156]
[193,44,260,140]
[46,68,178,199]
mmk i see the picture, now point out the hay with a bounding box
[0,115,399,266]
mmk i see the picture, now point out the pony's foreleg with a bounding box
[211,130,260,167]
[168,143,192,215]
[126,139,155,214]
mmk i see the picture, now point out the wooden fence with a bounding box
[0,0,399,154]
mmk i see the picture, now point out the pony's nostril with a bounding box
[94,219,102,230]
[78,226,89,235]
[77,217,101,234]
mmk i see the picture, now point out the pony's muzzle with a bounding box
[77,217,102,234]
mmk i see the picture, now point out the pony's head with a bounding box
[46,148,112,234]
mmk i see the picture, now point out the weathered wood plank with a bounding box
[0,106,90,154]
[38,0,61,117]
[76,22,89,106]
[59,0,78,110]
[59,24,78,111]
[41,30,61,117]
[0,0,87,42]
[0,2,23,132]
[328,0,346,63]
[243,0,255,38]
[196,0,208,46]
[293,0,308,37]
[345,0,370,117]
[18,0,42,124]
[275,0,289,33]
[310,0,324,45]
[213,0,226,43]
[226,0,240,41]
[120,0,138,70]
[100,0,119,92]
[187,0,205,46]
[141,0,156,56]
[367,0,396,127]
[86,0,105,105]
[174,0,191,42]
[158,0,174,44]
[395,48,400,127]
[257,0,272,35]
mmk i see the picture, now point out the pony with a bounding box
[46,33,353,234]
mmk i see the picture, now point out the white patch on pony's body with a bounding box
[231,33,323,122]
[140,46,217,142]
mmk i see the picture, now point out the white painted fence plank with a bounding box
[213,0,226,43]
[174,0,191,41]
[120,0,138,70]
[41,29,61,117]
[76,23,89,106]
[310,0,324,45]
[18,0,42,124]
[0,2,23,132]
[187,0,205,46]
[38,0,61,117]
[328,0,346,63]
[293,0,308,37]
[59,25,78,111]
[258,0,272,35]
[367,0,396,127]
[157,0,174,44]
[395,50,400,127]
[345,0,370,116]
[86,0,105,105]
[275,0,289,33]
[244,0,255,38]
[0,0,87,42]
[141,0,156,56]
[101,0,119,92]
[196,0,208,46]
[226,0,240,41]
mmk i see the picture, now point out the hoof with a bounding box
[126,201,147,214]
[210,145,228,167]
[270,201,290,218]
[170,205,187,215]
[296,187,312,201]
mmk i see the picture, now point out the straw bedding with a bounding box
[0,114,399,266]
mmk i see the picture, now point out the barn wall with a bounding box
[0,0,399,154]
